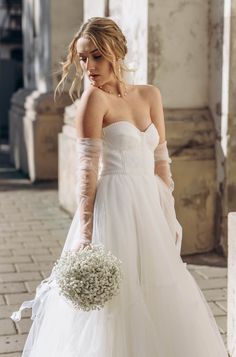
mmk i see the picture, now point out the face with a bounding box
[76,36,116,86]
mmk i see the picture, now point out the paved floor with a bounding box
[0,145,228,356]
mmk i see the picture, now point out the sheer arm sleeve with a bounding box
[154,140,174,192]
[75,137,103,245]
[10,137,103,322]
[154,140,182,255]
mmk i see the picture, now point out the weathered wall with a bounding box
[148,0,209,108]
[209,0,224,146]
[165,108,216,254]
[208,0,225,252]
[147,0,221,254]
[227,0,236,215]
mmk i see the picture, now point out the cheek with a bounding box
[103,62,113,74]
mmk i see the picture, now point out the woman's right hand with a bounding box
[70,240,92,253]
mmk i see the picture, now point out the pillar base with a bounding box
[9,89,71,182]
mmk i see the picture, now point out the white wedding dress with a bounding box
[11,121,228,356]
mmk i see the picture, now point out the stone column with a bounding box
[109,0,148,84]
[9,0,83,181]
[208,0,226,255]
[58,103,79,214]
[9,89,71,181]
[23,0,50,91]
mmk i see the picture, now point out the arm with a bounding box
[72,87,106,251]
[149,85,174,191]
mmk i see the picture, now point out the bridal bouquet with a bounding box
[52,244,123,311]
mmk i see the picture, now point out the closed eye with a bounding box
[93,55,102,60]
[79,54,102,62]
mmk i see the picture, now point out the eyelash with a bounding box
[80,55,102,62]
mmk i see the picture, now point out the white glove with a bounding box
[75,137,103,247]
[154,140,174,192]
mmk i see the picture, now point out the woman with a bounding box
[11,17,228,356]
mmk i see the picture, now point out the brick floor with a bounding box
[0,146,228,355]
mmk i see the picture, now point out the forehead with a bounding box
[76,37,97,54]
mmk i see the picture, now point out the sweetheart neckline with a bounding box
[102,120,158,135]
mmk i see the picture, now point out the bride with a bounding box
[11,16,228,356]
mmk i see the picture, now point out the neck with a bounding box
[99,78,127,98]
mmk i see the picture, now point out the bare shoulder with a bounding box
[135,84,162,102]
[140,84,165,142]
[129,84,165,141]
[75,86,107,138]
[77,86,107,115]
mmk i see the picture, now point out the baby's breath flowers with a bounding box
[52,243,123,311]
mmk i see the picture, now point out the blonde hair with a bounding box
[55,17,131,101]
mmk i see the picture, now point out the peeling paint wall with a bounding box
[227,0,236,212]
[148,0,209,108]
[165,108,216,254]
[147,0,224,254]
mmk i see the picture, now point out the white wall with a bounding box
[109,0,148,84]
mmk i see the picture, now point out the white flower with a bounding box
[52,244,123,311]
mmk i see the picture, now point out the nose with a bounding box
[85,57,95,73]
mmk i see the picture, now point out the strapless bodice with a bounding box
[100,121,159,176]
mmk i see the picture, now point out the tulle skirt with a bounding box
[15,173,228,356]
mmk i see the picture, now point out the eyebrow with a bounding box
[78,49,99,55]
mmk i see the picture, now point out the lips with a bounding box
[89,74,100,80]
